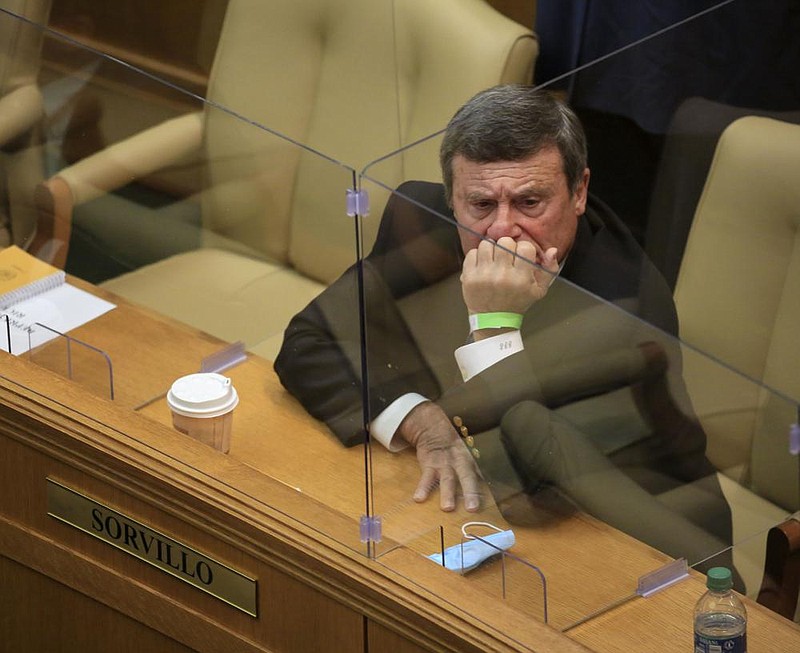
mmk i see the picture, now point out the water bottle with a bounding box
[693,567,747,653]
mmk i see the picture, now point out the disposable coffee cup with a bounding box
[166,373,239,453]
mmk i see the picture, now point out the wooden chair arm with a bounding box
[757,514,800,620]
[30,177,74,269]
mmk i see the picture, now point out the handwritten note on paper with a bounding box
[0,283,116,355]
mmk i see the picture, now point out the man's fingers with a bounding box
[453,451,482,512]
[413,466,438,503]
[438,463,457,512]
[463,246,478,269]
[493,236,517,266]
[406,404,483,513]
[514,240,537,266]
[414,449,480,512]
[541,246,559,272]
[532,246,559,290]
[475,237,496,264]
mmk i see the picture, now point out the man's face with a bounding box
[450,146,589,263]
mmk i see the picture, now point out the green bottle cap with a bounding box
[706,567,733,591]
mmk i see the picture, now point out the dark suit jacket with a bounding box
[274,181,731,557]
[275,180,680,443]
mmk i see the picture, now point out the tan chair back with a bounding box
[200,0,536,284]
[0,0,51,247]
[675,116,800,510]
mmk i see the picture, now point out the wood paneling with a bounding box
[486,0,537,29]
[47,0,227,96]
[1,555,197,653]
[368,621,433,653]
[0,422,365,653]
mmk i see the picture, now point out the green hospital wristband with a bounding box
[468,312,523,333]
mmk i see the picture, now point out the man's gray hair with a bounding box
[440,85,588,205]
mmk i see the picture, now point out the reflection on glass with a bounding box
[280,85,730,628]
[342,8,799,622]
[0,2,50,252]
[31,25,364,365]
[336,3,800,628]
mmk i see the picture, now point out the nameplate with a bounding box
[46,478,257,617]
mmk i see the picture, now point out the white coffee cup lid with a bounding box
[166,373,239,418]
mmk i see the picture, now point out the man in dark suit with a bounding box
[275,86,734,570]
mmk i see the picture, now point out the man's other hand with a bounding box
[397,401,481,512]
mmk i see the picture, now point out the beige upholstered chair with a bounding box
[645,97,800,292]
[35,0,537,358]
[674,116,800,603]
[0,0,50,249]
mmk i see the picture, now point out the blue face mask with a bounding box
[428,527,515,573]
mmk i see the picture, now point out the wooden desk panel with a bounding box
[0,373,366,653]
[1,555,197,653]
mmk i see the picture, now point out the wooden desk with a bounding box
[2,284,799,652]
[568,573,800,652]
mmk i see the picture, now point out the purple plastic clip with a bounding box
[636,558,689,597]
[346,188,370,217]
[790,423,800,456]
[359,515,382,543]
[201,341,247,374]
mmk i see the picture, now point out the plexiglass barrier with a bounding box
[0,0,377,563]
[353,177,799,630]
[1,0,799,644]
[26,322,115,399]
[355,0,800,632]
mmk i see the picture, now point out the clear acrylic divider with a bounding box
[0,2,402,563]
[25,321,114,399]
[0,1,49,255]
[393,522,549,623]
[458,525,549,623]
[356,0,800,634]
[0,314,9,350]
[356,173,800,632]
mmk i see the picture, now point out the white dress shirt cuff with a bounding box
[369,392,429,452]
[455,330,524,382]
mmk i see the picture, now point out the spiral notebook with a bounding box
[0,246,116,355]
